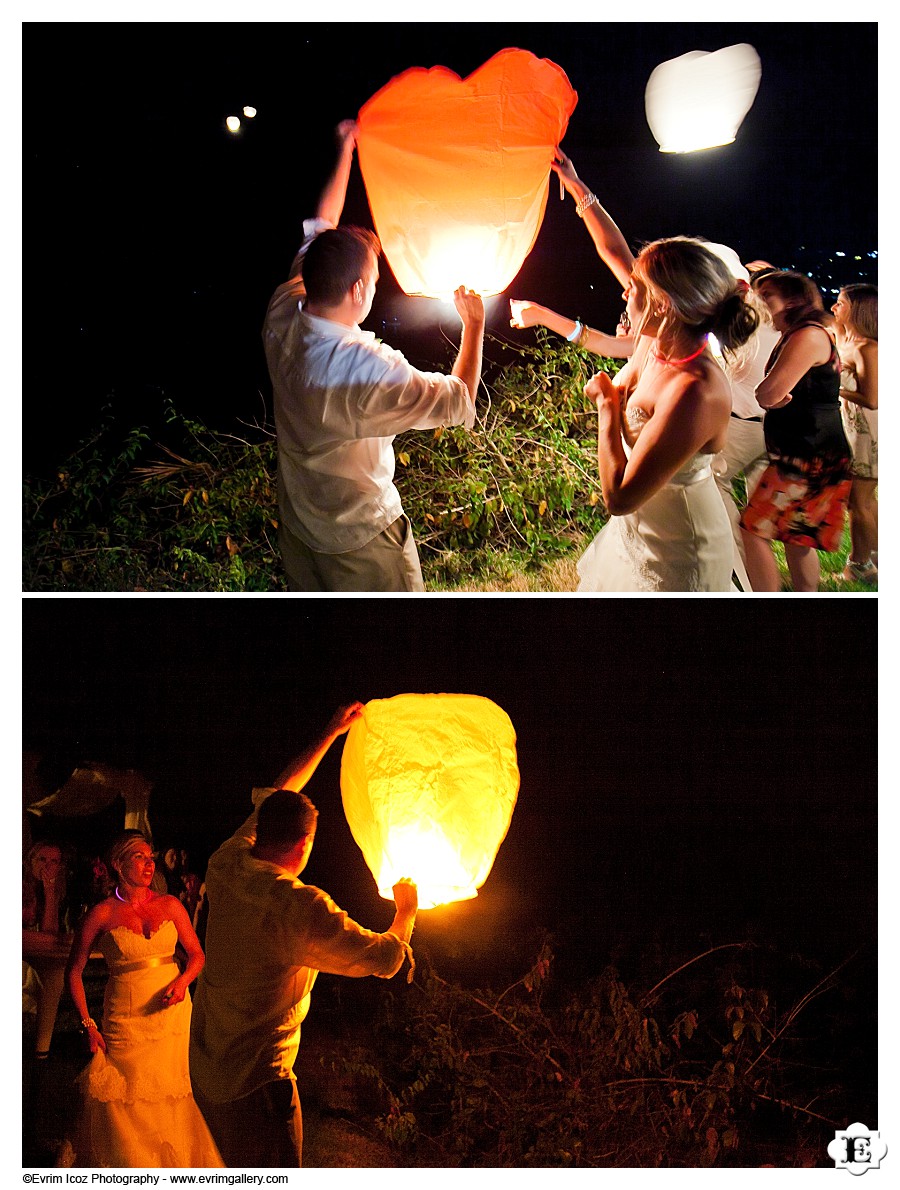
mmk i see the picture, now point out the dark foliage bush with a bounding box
[328,937,874,1168]
[22,335,614,592]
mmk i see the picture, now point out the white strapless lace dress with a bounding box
[577,405,734,592]
[57,921,223,1168]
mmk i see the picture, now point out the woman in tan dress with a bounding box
[832,284,878,583]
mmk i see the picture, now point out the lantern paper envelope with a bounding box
[340,694,519,909]
[645,43,761,153]
[357,49,577,298]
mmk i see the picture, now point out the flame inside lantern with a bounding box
[357,49,577,299]
[340,694,519,909]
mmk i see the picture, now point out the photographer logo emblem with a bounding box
[828,1123,887,1174]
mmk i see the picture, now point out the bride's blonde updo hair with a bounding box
[632,236,759,358]
[108,832,152,879]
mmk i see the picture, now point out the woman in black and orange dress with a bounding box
[740,271,851,592]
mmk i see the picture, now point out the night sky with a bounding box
[25,19,877,472]
[15,15,887,1166]
[23,597,877,987]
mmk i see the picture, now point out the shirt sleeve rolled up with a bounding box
[288,884,409,979]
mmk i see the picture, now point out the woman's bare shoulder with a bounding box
[81,897,116,932]
[665,356,731,402]
[153,893,193,924]
[792,322,834,346]
[646,364,730,443]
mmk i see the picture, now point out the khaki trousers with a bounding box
[194,1079,303,1168]
[278,515,425,592]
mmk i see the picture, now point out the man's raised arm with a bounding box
[315,121,359,228]
[450,286,486,405]
[273,702,365,792]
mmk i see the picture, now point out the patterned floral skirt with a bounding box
[740,453,851,552]
[841,399,878,480]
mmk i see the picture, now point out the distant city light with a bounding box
[773,247,875,290]
[226,116,241,133]
[243,106,257,118]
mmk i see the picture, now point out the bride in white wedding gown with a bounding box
[576,237,759,592]
[61,834,223,1168]
[535,153,759,592]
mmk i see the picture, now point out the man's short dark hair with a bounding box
[256,790,319,849]
[303,226,381,305]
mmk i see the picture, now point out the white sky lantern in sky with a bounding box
[357,48,577,300]
[645,44,761,153]
[340,694,519,910]
[243,106,257,118]
[226,115,241,133]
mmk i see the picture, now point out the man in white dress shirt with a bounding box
[190,703,417,1167]
[263,122,485,592]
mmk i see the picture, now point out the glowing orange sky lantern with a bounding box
[356,49,577,299]
[645,44,761,153]
[340,694,519,910]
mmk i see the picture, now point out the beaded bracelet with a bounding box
[81,1017,98,1031]
[576,191,598,218]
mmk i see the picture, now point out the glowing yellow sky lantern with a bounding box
[226,115,241,133]
[356,49,577,299]
[340,694,519,910]
[645,44,761,153]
